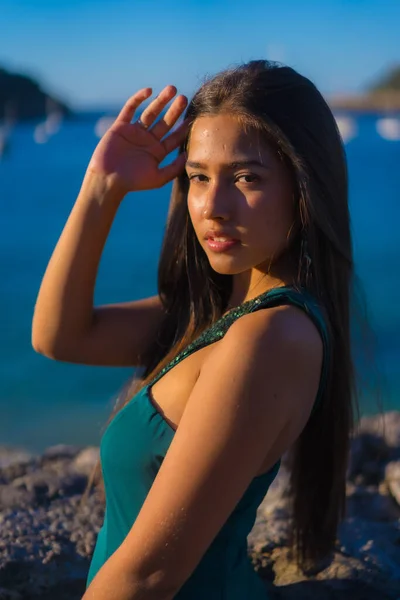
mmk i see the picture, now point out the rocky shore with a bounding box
[0,412,399,600]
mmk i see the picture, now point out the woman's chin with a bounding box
[207,257,247,276]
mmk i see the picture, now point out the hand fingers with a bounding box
[116,88,153,124]
[156,152,187,187]
[161,118,191,155]
[138,85,178,128]
[151,94,188,139]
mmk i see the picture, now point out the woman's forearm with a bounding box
[32,170,125,356]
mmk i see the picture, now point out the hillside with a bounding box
[329,64,400,112]
[0,66,71,122]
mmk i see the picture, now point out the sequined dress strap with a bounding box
[147,287,329,414]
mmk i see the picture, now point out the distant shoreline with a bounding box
[328,91,400,113]
[73,97,400,119]
[2,62,400,122]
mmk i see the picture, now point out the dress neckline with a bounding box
[221,284,296,319]
[146,285,311,392]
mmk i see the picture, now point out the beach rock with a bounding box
[72,447,100,477]
[0,411,399,599]
[0,588,22,600]
[386,460,400,505]
[359,411,400,450]
[41,444,83,462]
[10,471,87,505]
[0,446,37,470]
[0,493,104,599]
[345,481,400,521]
[0,484,36,510]
[348,432,390,484]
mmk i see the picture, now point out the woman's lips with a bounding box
[205,238,240,252]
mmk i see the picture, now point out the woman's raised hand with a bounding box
[87,86,189,194]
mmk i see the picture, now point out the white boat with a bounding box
[33,122,49,144]
[44,109,63,135]
[376,117,400,141]
[0,101,16,158]
[334,115,358,144]
[94,115,117,138]
[0,127,11,159]
[34,97,64,144]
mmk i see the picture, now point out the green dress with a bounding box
[86,286,329,598]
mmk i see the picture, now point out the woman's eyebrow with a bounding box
[185,159,269,170]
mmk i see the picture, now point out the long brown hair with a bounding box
[80,60,376,572]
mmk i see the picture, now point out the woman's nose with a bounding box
[202,182,232,220]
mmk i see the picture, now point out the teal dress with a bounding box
[86,287,329,598]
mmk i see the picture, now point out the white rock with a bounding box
[385,461,400,506]
[42,444,82,460]
[0,446,36,469]
[72,447,100,476]
[359,412,400,449]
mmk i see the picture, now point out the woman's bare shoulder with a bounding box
[226,303,324,355]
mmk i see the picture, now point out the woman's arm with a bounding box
[82,305,322,599]
[32,86,188,367]
[82,551,175,600]
[32,171,168,367]
[32,171,124,357]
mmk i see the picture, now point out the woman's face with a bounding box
[186,114,296,280]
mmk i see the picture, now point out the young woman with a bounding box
[32,60,358,599]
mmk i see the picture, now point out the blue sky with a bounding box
[1,0,399,110]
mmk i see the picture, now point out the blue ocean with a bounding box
[0,112,399,454]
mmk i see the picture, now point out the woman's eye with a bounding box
[188,173,259,184]
[236,174,259,184]
[188,174,208,183]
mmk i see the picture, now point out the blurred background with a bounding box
[1,0,399,454]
